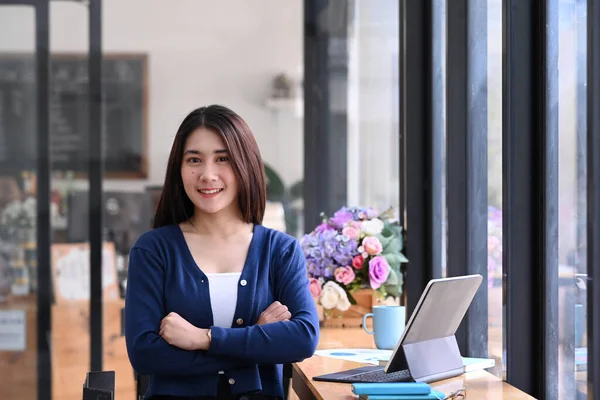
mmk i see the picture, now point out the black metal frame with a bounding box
[0,0,37,3]
[401,0,438,316]
[35,1,52,399]
[303,0,348,231]
[502,0,559,398]
[445,0,489,359]
[587,0,600,396]
[89,0,104,373]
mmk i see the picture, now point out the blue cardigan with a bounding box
[124,224,320,398]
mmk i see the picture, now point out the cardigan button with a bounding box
[228,378,235,385]
[236,318,244,325]
[240,279,247,286]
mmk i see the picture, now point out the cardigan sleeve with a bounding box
[124,247,251,376]
[207,239,320,364]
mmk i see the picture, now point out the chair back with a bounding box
[82,370,115,400]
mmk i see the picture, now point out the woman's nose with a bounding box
[199,164,218,181]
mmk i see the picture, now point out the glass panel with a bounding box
[558,0,587,398]
[347,0,400,214]
[488,0,504,379]
[0,5,38,400]
[48,2,91,399]
[440,0,504,378]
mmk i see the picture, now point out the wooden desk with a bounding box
[292,328,536,400]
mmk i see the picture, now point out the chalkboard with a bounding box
[0,53,148,178]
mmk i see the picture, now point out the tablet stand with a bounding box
[387,335,464,383]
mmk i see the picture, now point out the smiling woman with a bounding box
[124,105,319,400]
[153,105,266,228]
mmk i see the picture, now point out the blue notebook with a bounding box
[357,392,445,400]
[352,382,432,395]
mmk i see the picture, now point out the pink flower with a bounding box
[350,221,362,229]
[334,266,356,285]
[368,256,390,289]
[342,226,359,240]
[362,236,383,255]
[352,254,365,269]
[308,278,322,298]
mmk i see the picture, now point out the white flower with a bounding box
[319,281,351,311]
[361,218,384,236]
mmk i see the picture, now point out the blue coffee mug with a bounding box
[362,305,406,350]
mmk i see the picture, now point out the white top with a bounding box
[206,272,241,328]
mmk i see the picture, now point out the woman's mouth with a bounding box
[198,188,223,198]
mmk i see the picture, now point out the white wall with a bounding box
[0,1,402,215]
[0,0,304,192]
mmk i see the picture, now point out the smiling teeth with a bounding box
[199,189,222,194]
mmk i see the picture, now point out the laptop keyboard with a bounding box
[338,369,412,383]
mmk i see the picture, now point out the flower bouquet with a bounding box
[300,206,408,313]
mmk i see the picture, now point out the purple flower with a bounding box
[307,261,320,276]
[323,240,337,257]
[330,209,354,228]
[310,247,324,259]
[300,233,318,250]
[344,206,378,221]
[368,256,390,289]
[315,222,334,233]
[320,229,337,242]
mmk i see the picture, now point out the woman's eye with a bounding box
[217,156,229,162]
[188,157,200,163]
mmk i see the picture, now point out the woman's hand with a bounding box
[160,312,209,351]
[257,301,291,325]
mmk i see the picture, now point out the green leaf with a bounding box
[385,251,408,264]
[346,291,357,305]
[361,257,370,270]
[378,287,388,299]
[384,283,399,298]
[384,223,402,235]
[383,269,404,298]
[375,234,394,250]
[385,268,399,286]
[383,253,404,270]
[382,239,402,255]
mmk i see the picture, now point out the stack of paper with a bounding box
[315,348,495,374]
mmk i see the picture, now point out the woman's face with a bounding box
[180,127,239,217]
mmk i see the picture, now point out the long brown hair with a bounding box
[153,105,266,228]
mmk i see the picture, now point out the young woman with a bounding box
[124,105,319,399]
